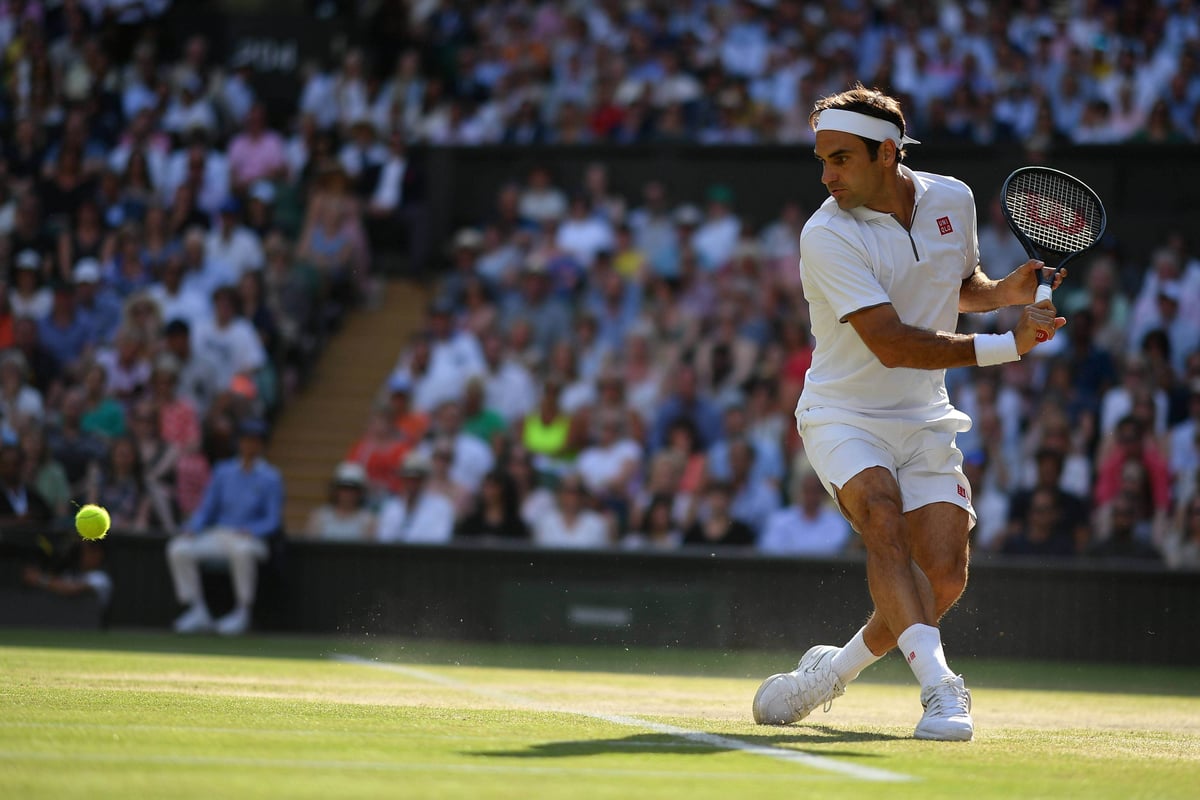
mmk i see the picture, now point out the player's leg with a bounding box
[833,467,934,643]
[857,502,970,655]
[753,423,898,725]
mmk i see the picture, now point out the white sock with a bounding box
[830,626,881,683]
[897,623,955,688]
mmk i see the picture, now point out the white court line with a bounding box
[1,721,706,748]
[0,751,828,781]
[332,654,914,783]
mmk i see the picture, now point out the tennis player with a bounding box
[752,85,1064,741]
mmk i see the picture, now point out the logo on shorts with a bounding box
[957,485,967,499]
[937,216,954,235]
[907,650,917,664]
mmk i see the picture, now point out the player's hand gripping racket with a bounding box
[1000,166,1107,341]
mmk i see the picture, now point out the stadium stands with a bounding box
[1,0,1198,582]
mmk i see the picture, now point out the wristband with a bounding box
[974,332,1020,367]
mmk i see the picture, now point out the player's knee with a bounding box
[856,494,907,553]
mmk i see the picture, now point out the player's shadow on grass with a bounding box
[474,727,903,761]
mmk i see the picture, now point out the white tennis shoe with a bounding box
[914,675,974,741]
[215,607,251,636]
[173,603,213,634]
[752,645,846,725]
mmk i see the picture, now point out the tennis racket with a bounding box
[1000,166,1107,341]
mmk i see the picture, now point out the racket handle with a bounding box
[1034,283,1052,342]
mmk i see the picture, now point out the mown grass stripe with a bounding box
[332,654,914,783]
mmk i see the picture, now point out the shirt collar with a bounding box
[846,164,928,222]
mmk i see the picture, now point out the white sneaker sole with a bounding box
[914,720,974,741]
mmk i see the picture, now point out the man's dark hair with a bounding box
[809,83,909,163]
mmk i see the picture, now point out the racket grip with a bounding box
[1034,283,1052,342]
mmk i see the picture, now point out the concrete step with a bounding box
[268,278,429,530]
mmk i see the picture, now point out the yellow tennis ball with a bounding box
[75,504,111,540]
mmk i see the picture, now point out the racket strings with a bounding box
[1005,172,1104,255]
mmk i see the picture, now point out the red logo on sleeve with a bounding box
[937,216,953,235]
[957,485,967,498]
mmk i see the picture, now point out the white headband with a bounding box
[815,108,921,147]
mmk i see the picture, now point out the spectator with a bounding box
[758,469,852,557]
[622,494,684,551]
[162,319,222,416]
[19,424,70,523]
[93,326,151,402]
[227,103,287,193]
[650,363,723,451]
[480,330,537,426]
[167,418,283,636]
[0,350,44,431]
[531,472,611,549]
[10,250,52,320]
[191,286,267,394]
[726,438,781,535]
[86,435,149,533]
[206,198,265,282]
[517,166,567,225]
[376,452,456,544]
[416,401,495,495]
[363,131,429,273]
[455,470,529,541]
[73,258,124,344]
[576,410,643,510]
[47,388,107,502]
[389,335,460,415]
[0,443,53,523]
[690,184,741,272]
[1088,492,1163,561]
[346,407,412,499]
[1002,486,1080,557]
[1165,495,1200,570]
[1094,416,1172,543]
[1169,391,1200,501]
[521,375,574,470]
[504,443,556,528]
[79,362,127,439]
[683,480,756,548]
[461,376,506,448]
[37,281,93,371]
[22,539,112,612]
[128,398,181,535]
[305,461,376,542]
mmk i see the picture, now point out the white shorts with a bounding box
[796,407,976,530]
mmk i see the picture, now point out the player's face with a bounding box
[813,130,889,210]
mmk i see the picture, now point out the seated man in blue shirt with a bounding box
[167,418,284,635]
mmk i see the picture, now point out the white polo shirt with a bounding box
[796,166,978,421]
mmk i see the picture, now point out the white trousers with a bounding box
[166,527,269,609]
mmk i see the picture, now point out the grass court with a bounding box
[1,630,1198,799]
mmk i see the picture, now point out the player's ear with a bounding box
[881,139,897,167]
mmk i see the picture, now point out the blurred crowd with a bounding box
[318,158,1200,569]
[320,0,1200,149]
[0,0,383,554]
[2,0,1198,582]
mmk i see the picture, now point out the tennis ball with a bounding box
[75,504,111,540]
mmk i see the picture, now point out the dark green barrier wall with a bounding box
[417,144,1200,275]
[93,536,1200,665]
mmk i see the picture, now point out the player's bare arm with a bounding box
[958,261,1065,313]
[848,301,1063,369]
